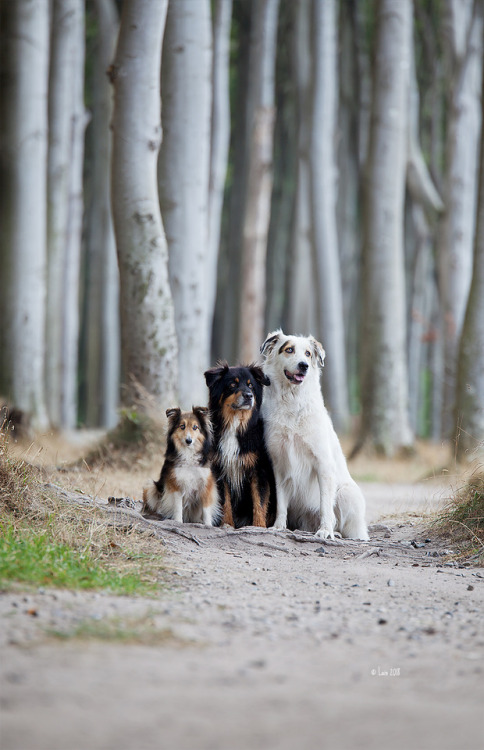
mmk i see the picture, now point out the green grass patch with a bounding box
[47,616,185,646]
[0,520,159,595]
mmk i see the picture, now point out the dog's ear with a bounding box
[192,405,209,426]
[249,365,271,387]
[204,361,229,388]
[260,330,283,357]
[166,407,181,423]
[310,337,326,368]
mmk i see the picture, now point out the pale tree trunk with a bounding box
[159,0,212,407]
[455,50,484,462]
[83,0,120,428]
[238,0,280,364]
[288,0,316,336]
[309,0,349,432]
[439,0,483,436]
[46,0,87,429]
[110,0,178,409]
[207,0,232,352]
[355,0,414,457]
[0,0,49,429]
[337,0,361,416]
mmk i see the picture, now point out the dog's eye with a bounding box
[305,350,311,357]
[230,382,236,389]
[247,381,253,388]
[285,347,294,354]
[180,423,185,430]
[193,424,199,431]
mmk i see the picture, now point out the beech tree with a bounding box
[455,46,484,462]
[159,0,213,406]
[309,0,349,432]
[110,0,178,409]
[238,0,280,364]
[438,0,483,436]
[46,0,87,428]
[356,0,414,456]
[82,0,120,428]
[0,0,49,428]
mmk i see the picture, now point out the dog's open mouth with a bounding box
[284,369,306,385]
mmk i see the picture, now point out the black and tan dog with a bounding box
[142,407,221,526]
[204,363,276,528]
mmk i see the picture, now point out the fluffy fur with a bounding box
[204,363,276,528]
[260,330,369,541]
[142,407,221,526]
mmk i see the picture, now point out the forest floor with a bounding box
[1,433,483,750]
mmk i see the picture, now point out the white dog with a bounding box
[260,330,369,541]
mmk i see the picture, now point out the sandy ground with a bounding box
[1,435,483,750]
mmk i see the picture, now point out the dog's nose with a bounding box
[185,436,193,445]
[298,361,309,372]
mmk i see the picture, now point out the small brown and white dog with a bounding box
[260,330,369,541]
[142,407,221,526]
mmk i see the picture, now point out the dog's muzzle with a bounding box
[284,361,308,385]
[232,390,254,410]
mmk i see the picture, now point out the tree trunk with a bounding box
[439,0,483,436]
[308,0,349,432]
[207,0,232,354]
[46,0,87,429]
[455,40,484,462]
[159,0,212,407]
[82,0,120,428]
[0,0,49,428]
[238,0,280,364]
[287,0,316,336]
[356,0,414,457]
[110,0,178,410]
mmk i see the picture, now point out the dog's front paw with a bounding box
[271,521,287,531]
[315,526,335,540]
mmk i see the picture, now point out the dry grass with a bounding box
[0,428,165,593]
[437,469,484,565]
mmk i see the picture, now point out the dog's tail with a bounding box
[142,482,162,516]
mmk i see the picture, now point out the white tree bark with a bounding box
[207,0,232,351]
[238,0,280,364]
[84,0,120,428]
[288,0,316,336]
[439,0,483,435]
[0,0,49,428]
[159,0,212,407]
[308,0,349,432]
[110,0,178,409]
[357,0,414,456]
[47,0,87,429]
[455,49,484,462]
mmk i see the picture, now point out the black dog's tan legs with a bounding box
[223,483,235,526]
[251,476,267,528]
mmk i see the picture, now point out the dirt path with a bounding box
[1,482,483,750]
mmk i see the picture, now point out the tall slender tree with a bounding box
[455,37,484,462]
[110,0,178,410]
[0,0,49,428]
[159,0,213,406]
[355,0,414,456]
[238,0,280,364]
[309,0,349,432]
[46,0,87,429]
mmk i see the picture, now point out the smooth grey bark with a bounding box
[238,0,280,364]
[439,0,483,435]
[83,0,120,428]
[309,0,349,432]
[356,0,414,456]
[110,0,178,409]
[0,0,49,428]
[159,0,213,406]
[455,41,484,462]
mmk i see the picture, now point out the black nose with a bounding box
[185,436,192,445]
[298,361,309,372]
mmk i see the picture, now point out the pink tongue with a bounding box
[294,373,304,382]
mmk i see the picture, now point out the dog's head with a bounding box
[204,363,270,424]
[165,406,212,456]
[260,329,325,388]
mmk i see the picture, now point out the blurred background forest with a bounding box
[0,0,483,462]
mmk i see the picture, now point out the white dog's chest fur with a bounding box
[218,416,245,491]
[174,465,211,504]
